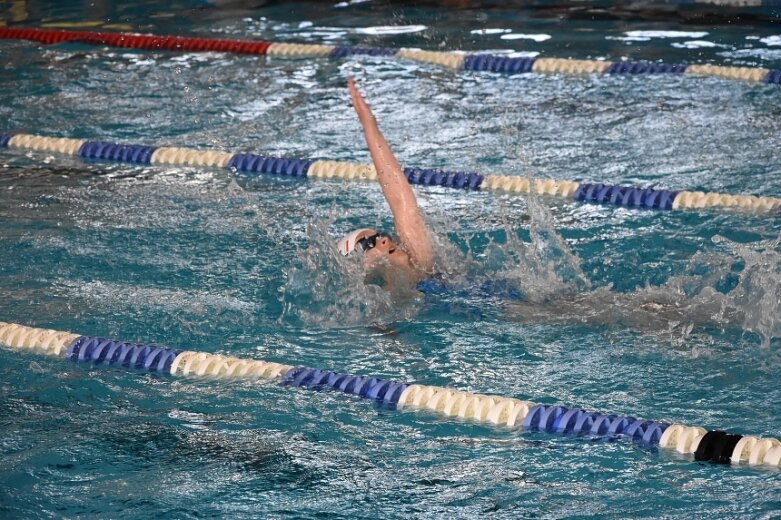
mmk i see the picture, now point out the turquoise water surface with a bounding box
[1,1,781,518]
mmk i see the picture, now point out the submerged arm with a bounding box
[347,77,434,272]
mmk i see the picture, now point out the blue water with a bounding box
[1,1,781,518]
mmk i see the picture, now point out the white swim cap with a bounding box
[337,228,378,256]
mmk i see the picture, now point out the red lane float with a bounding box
[0,27,271,55]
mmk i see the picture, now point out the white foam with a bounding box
[355,25,427,36]
[671,40,722,49]
[507,51,540,58]
[500,33,551,42]
[296,29,348,41]
[470,28,511,35]
[470,49,539,58]
[721,48,781,60]
[334,0,370,6]
[606,35,651,42]
[624,30,709,39]
[760,35,781,46]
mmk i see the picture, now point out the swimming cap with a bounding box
[337,228,378,256]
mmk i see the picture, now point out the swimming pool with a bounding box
[1,1,780,517]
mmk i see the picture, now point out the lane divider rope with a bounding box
[1,27,780,85]
[2,132,779,213]
[1,320,779,470]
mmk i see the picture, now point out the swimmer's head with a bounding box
[337,228,380,256]
[337,228,412,270]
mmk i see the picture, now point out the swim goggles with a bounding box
[356,232,392,252]
[337,228,392,256]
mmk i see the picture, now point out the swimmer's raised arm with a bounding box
[347,77,434,272]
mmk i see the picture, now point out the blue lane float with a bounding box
[78,140,158,164]
[766,70,781,84]
[66,335,180,373]
[607,61,688,74]
[227,153,313,177]
[574,183,679,210]
[403,167,484,190]
[281,366,408,405]
[330,46,397,59]
[26,333,759,464]
[2,321,781,469]
[463,55,537,73]
[3,132,780,213]
[521,404,669,444]
[59,335,684,451]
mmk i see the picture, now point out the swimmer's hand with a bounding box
[348,76,375,126]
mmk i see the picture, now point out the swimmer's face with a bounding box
[362,235,412,270]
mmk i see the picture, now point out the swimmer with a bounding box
[333,81,760,342]
[337,77,435,291]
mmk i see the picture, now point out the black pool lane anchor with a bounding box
[694,431,744,464]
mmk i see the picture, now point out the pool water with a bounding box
[1,1,780,518]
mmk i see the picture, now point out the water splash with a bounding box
[279,182,779,347]
[507,227,781,348]
[607,235,781,347]
[505,186,591,302]
[280,218,419,328]
[431,184,591,304]
[714,235,781,348]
